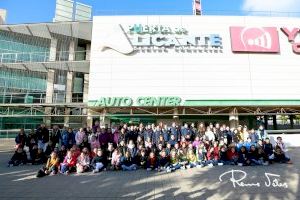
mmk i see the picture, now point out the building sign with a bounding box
[230,27,280,53]
[99,24,223,55]
[88,97,182,107]
[230,26,300,54]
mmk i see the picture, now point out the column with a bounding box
[64,71,73,127]
[229,108,239,128]
[85,43,91,60]
[272,115,278,130]
[82,73,90,127]
[44,69,55,127]
[68,40,75,61]
[49,38,57,61]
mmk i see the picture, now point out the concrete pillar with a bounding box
[45,69,55,127]
[68,40,75,61]
[273,115,278,130]
[86,43,91,60]
[100,115,110,128]
[290,115,294,129]
[65,71,73,103]
[82,73,90,127]
[229,109,239,128]
[83,73,89,103]
[49,38,57,61]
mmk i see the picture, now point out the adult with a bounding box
[15,128,27,148]
[36,123,49,151]
[256,125,268,141]
[50,125,61,147]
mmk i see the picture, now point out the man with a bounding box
[170,122,180,142]
[50,125,61,147]
[181,123,191,141]
[36,123,49,151]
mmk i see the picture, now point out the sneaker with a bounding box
[196,165,202,168]
[146,168,152,171]
[262,162,269,166]
[65,171,70,175]
[180,166,186,170]
[207,163,214,167]
[166,168,172,173]
[186,165,191,169]
[7,164,12,168]
[93,169,99,173]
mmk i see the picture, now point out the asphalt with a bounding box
[0,140,299,200]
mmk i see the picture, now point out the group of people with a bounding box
[8,121,292,177]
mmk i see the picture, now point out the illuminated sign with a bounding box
[88,97,182,107]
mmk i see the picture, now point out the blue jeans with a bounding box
[121,164,137,171]
[171,163,181,170]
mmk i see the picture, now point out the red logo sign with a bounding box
[230,27,280,53]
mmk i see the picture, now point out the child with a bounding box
[146,151,157,171]
[237,146,250,166]
[106,143,114,169]
[219,145,227,165]
[248,145,261,165]
[76,148,90,173]
[60,150,77,174]
[226,147,238,165]
[58,145,67,163]
[273,145,292,164]
[178,149,188,169]
[169,150,181,172]
[111,148,122,170]
[257,147,269,165]
[36,151,59,177]
[8,146,28,167]
[186,149,197,168]
[90,135,100,150]
[127,140,137,158]
[92,149,107,173]
[263,138,274,161]
[121,151,137,171]
[137,149,148,169]
[196,143,207,167]
[158,150,170,172]
[31,147,46,165]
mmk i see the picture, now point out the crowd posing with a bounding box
[8,121,292,177]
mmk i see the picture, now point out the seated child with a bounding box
[36,151,59,177]
[106,143,114,169]
[263,138,274,161]
[179,149,188,169]
[121,151,137,171]
[31,147,46,165]
[248,145,261,165]
[186,148,197,168]
[60,150,77,174]
[58,145,67,163]
[92,149,107,173]
[196,143,207,167]
[219,145,227,165]
[158,150,170,172]
[137,149,147,169]
[169,150,181,172]
[273,145,292,164]
[257,147,269,165]
[111,148,122,170]
[146,151,157,171]
[237,146,250,166]
[226,147,238,165]
[76,148,90,173]
[8,146,28,167]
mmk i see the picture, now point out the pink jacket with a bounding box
[111,152,121,165]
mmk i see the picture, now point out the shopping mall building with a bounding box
[1,15,300,130]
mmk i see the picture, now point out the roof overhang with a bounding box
[0,21,92,41]
[1,60,90,73]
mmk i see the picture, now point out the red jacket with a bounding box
[227,150,238,160]
[63,155,77,167]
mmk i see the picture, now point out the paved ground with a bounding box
[0,140,299,200]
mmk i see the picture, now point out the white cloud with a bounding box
[242,0,300,12]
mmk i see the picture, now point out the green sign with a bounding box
[88,96,181,107]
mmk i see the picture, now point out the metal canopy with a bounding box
[0,21,92,41]
[1,60,90,73]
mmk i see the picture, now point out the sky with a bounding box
[0,0,300,24]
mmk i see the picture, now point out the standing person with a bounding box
[15,128,27,148]
[181,123,191,142]
[214,123,221,142]
[36,123,49,151]
[75,128,85,146]
[50,125,61,148]
[26,129,37,152]
[224,126,233,145]
[256,125,268,141]
[143,124,153,144]
[92,120,100,133]
[162,124,169,144]
[205,127,215,144]
[170,122,180,142]
[248,128,259,143]
[197,122,206,139]
[242,126,249,142]
[152,125,162,147]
